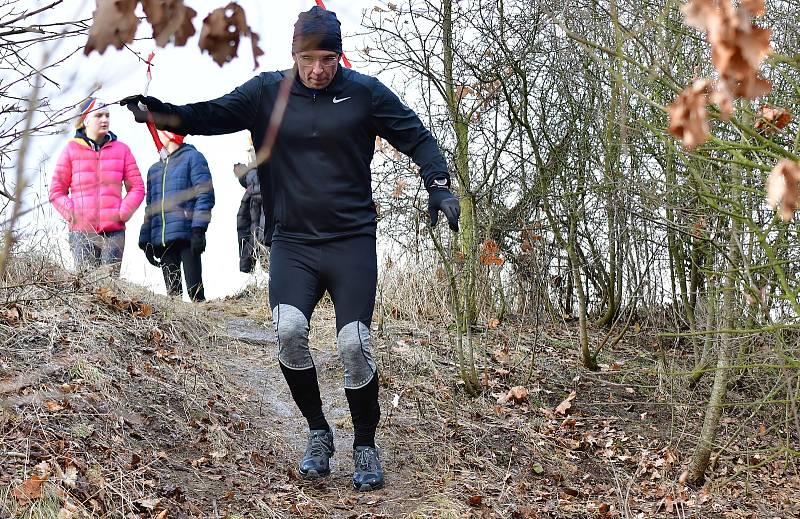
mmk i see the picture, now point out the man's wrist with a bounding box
[427,176,450,192]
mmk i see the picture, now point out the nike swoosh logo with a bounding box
[332,96,351,104]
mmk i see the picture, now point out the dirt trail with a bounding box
[216,311,427,518]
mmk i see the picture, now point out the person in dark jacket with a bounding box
[139,131,215,302]
[235,163,271,273]
[122,6,459,492]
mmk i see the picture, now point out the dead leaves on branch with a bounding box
[668,78,712,150]
[142,0,197,47]
[681,0,772,100]
[480,239,504,266]
[84,0,139,55]
[199,2,263,68]
[84,1,262,68]
[670,0,773,148]
[766,160,800,221]
[755,105,792,134]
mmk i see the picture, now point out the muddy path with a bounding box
[216,311,432,518]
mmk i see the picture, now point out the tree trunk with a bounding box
[442,0,478,329]
[687,162,741,485]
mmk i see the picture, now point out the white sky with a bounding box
[19,0,383,300]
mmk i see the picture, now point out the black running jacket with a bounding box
[158,67,450,243]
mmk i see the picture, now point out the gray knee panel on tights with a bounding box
[273,304,314,369]
[337,321,377,389]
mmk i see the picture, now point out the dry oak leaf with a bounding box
[555,390,577,415]
[11,462,50,504]
[480,238,504,266]
[755,105,792,133]
[679,0,716,32]
[44,400,64,412]
[199,2,263,69]
[681,0,772,100]
[3,305,21,324]
[506,386,528,404]
[84,0,139,55]
[668,78,712,149]
[456,85,474,100]
[741,0,766,17]
[766,159,800,221]
[142,0,197,47]
[709,79,734,120]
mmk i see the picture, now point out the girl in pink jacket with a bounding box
[49,98,145,276]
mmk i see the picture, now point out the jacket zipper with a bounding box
[160,155,170,246]
[312,91,317,137]
[94,147,101,231]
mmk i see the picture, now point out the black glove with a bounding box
[190,228,206,255]
[428,189,460,232]
[119,95,168,124]
[140,243,160,267]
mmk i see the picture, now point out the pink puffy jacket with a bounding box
[50,135,145,232]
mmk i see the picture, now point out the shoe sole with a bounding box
[354,481,384,492]
[300,468,330,479]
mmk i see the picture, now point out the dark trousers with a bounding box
[160,240,205,301]
[269,234,381,447]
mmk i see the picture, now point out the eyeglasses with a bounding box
[297,55,339,67]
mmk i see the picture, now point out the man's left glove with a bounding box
[190,228,206,255]
[428,189,460,232]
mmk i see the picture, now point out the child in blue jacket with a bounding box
[139,131,215,301]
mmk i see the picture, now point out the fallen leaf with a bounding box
[506,386,529,404]
[84,0,139,55]
[133,303,153,318]
[57,501,78,519]
[62,464,78,488]
[3,305,21,324]
[11,471,49,504]
[487,318,500,329]
[555,390,577,415]
[44,400,64,412]
[136,497,161,510]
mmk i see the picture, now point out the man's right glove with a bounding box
[119,95,169,124]
[428,189,461,232]
[140,242,160,267]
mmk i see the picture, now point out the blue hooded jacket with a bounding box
[139,143,215,247]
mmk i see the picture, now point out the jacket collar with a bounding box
[290,65,347,97]
[72,128,116,151]
[160,143,193,164]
